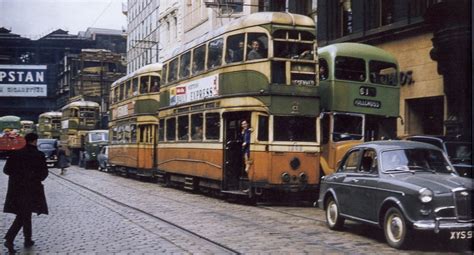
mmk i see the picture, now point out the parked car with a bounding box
[405,135,472,178]
[318,140,473,249]
[37,138,59,167]
[97,145,109,171]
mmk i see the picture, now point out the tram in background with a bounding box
[0,115,26,157]
[60,100,100,165]
[82,129,109,169]
[38,111,62,139]
[20,120,35,135]
[108,63,161,176]
[157,12,320,198]
[317,43,400,175]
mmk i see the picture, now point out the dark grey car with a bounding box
[318,141,473,249]
[405,135,472,178]
[97,145,109,171]
[37,138,59,167]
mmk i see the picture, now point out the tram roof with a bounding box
[0,115,21,122]
[39,111,62,117]
[112,63,162,88]
[318,43,398,63]
[62,100,100,110]
[170,12,315,59]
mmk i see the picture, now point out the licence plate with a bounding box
[449,231,473,239]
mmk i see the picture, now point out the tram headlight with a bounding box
[281,172,290,183]
[299,172,307,183]
[290,157,301,170]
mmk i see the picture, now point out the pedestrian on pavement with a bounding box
[57,145,70,175]
[3,132,49,253]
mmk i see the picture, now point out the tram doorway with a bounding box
[222,111,251,191]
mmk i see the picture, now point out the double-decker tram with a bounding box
[157,12,320,199]
[38,111,62,139]
[0,115,26,157]
[60,100,100,164]
[20,120,35,135]
[317,43,400,175]
[108,63,161,177]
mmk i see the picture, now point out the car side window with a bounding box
[360,149,378,173]
[340,149,361,173]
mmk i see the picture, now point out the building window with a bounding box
[340,0,353,36]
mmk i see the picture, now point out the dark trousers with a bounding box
[4,212,32,242]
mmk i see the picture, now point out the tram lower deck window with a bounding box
[273,116,316,142]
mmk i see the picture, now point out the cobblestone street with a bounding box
[0,162,470,254]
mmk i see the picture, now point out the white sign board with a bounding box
[170,74,219,106]
[0,65,47,97]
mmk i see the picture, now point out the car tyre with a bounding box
[325,196,345,230]
[384,207,410,249]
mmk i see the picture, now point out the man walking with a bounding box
[3,133,49,253]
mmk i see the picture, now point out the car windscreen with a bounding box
[381,148,454,174]
[38,143,55,150]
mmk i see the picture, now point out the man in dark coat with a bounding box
[3,133,48,253]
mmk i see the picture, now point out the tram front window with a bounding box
[274,41,314,60]
[333,114,363,142]
[369,60,398,86]
[273,116,316,142]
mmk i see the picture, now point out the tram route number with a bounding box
[359,86,376,97]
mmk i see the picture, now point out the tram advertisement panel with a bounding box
[170,74,219,106]
[0,64,47,97]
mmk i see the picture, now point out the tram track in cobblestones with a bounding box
[50,171,241,254]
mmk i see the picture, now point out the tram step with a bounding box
[184,177,195,190]
[221,190,248,196]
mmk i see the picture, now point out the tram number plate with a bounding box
[449,230,472,240]
[289,145,303,152]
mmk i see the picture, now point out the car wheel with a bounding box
[384,207,409,249]
[325,196,345,230]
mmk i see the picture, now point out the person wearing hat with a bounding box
[3,133,49,253]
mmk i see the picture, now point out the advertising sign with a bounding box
[0,65,47,97]
[170,74,219,106]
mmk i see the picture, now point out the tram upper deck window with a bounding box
[132,78,138,96]
[273,30,315,60]
[369,60,398,86]
[113,87,119,103]
[335,56,366,81]
[180,51,191,79]
[226,34,245,63]
[125,80,131,98]
[192,45,206,74]
[119,83,124,101]
[150,76,160,92]
[140,76,149,94]
[247,33,268,60]
[162,64,168,84]
[207,38,223,69]
[319,58,329,80]
[273,116,316,142]
[169,58,179,82]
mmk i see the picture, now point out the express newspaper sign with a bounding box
[0,65,47,97]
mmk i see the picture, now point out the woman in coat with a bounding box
[56,145,70,175]
[3,133,48,253]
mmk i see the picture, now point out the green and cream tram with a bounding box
[317,43,400,175]
[157,12,320,198]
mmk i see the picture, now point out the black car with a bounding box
[37,138,59,167]
[405,135,472,178]
[318,141,473,249]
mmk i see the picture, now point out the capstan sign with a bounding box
[0,65,47,97]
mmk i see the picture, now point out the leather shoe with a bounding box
[4,240,16,253]
[24,239,35,248]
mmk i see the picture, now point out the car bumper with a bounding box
[413,220,474,232]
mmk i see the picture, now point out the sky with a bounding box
[0,0,126,39]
